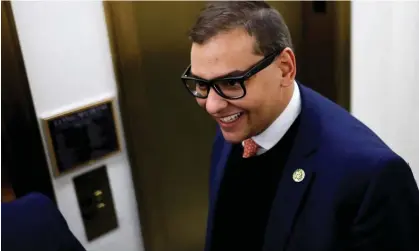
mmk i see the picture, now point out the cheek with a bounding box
[241,80,267,108]
[247,75,280,104]
[239,81,273,122]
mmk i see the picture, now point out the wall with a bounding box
[10,1,144,251]
[335,1,350,110]
[351,1,419,182]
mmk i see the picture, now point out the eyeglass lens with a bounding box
[184,79,245,98]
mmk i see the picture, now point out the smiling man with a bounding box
[181,2,419,251]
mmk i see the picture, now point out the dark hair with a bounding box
[188,1,293,56]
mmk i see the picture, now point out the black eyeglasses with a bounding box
[180,49,282,100]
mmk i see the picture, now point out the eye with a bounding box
[194,81,209,92]
[196,81,207,89]
[227,80,239,86]
[217,80,242,91]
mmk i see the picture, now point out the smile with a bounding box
[220,112,243,123]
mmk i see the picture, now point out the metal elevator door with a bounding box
[104,1,348,251]
[105,2,216,251]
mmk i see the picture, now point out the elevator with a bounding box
[104,2,350,251]
[2,1,56,203]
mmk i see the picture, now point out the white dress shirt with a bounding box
[243,81,302,155]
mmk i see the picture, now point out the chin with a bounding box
[220,130,246,144]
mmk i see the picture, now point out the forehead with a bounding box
[190,28,261,80]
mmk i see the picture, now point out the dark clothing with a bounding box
[205,83,419,251]
[2,193,86,251]
[211,117,300,251]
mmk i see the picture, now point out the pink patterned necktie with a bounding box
[243,138,260,158]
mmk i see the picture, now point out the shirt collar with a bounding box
[245,81,302,154]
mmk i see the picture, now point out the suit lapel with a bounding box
[205,139,232,251]
[263,84,322,251]
[212,141,232,203]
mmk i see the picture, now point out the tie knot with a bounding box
[243,138,259,158]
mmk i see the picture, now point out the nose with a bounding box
[205,88,228,115]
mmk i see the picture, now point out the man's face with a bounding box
[190,28,293,143]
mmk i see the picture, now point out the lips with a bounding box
[217,112,244,130]
[220,112,243,123]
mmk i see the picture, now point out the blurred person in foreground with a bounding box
[2,192,86,251]
[180,1,419,251]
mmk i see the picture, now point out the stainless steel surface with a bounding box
[105,2,214,250]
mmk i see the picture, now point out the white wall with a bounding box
[11,1,144,251]
[351,1,419,182]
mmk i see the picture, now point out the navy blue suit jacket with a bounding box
[206,84,419,251]
[2,193,86,251]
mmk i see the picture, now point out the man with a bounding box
[181,1,419,251]
[2,192,86,251]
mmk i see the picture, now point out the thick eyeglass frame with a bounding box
[180,49,283,100]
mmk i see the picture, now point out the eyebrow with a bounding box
[190,69,245,81]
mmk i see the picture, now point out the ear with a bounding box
[274,48,296,86]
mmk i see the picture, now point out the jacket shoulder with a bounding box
[2,193,86,251]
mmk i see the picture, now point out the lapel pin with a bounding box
[293,169,305,183]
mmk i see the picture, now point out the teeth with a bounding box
[220,113,241,123]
